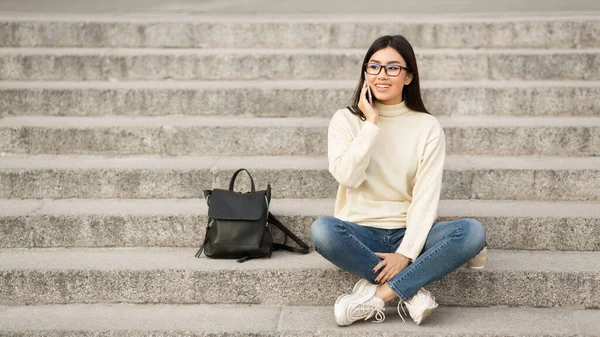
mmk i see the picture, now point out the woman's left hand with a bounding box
[373,252,411,284]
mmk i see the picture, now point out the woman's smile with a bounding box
[374,84,391,93]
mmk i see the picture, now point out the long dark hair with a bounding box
[347,35,430,120]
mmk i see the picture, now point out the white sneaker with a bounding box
[398,288,439,325]
[334,279,386,326]
[351,278,373,295]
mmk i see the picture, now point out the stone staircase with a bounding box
[1,12,600,336]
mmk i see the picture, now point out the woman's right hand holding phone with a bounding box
[358,80,379,125]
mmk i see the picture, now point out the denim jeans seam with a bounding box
[338,226,382,267]
[388,283,409,302]
[349,236,381,266]
[428,220,462,237]
[345,223,382,242]
[388,224,460,299]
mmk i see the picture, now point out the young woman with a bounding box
[310,35,487,326]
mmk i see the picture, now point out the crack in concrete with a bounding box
[30,199,46,215]
[275,305,285,332]
[155,125,169,156]
[27,199,47,248]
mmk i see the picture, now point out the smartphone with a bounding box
[364,71,373,106]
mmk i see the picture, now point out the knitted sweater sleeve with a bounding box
[327,110,381,189]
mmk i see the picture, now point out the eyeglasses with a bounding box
[364,63,410,77]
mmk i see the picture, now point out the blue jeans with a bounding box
[311,216,486,302]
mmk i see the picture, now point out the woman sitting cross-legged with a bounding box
[311,35,487,326]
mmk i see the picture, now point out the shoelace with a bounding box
[396,301,408,323]
[349,302,386,323]
[367,307,386,323]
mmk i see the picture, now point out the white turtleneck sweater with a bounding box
[328,100,446,261]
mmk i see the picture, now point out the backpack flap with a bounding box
[208,189,267,221]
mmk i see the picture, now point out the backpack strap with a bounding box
[268,212,309,254]
[194,218,211,258]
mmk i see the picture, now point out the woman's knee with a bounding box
[458,218,487,252]
[310,216,342,250]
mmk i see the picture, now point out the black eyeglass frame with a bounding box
[364,62,411,77]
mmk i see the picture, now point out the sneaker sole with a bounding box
[334,280,377,326]
[414,303,438,325]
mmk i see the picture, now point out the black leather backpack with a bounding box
[195,168,309,262]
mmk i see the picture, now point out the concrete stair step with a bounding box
[1,198,598,251]
[2,80,599,117]
[1,303,599,336]
[1,154,599,200]
[0,247,598,307]
[1,14,598,49]
[2,47,599,81]
[2,115,600,156]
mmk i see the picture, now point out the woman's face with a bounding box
[365,46,413,105]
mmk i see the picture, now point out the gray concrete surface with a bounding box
[1,115,600,156]
[4,198,600,218]
[2,80,600,117]
[0,116,600,157]
[2,18,599,50]
[0,154,600,200]
[0,304,599,335]
[0,1,599,334]
[1,0,600,14]
[1,199,599,250]
[0,248,599,307]
[2,48,600,81]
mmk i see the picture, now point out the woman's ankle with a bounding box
[375,283,398,303]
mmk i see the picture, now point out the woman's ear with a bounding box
[404,72,413,86]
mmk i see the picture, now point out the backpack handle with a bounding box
[228,168,256,192]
